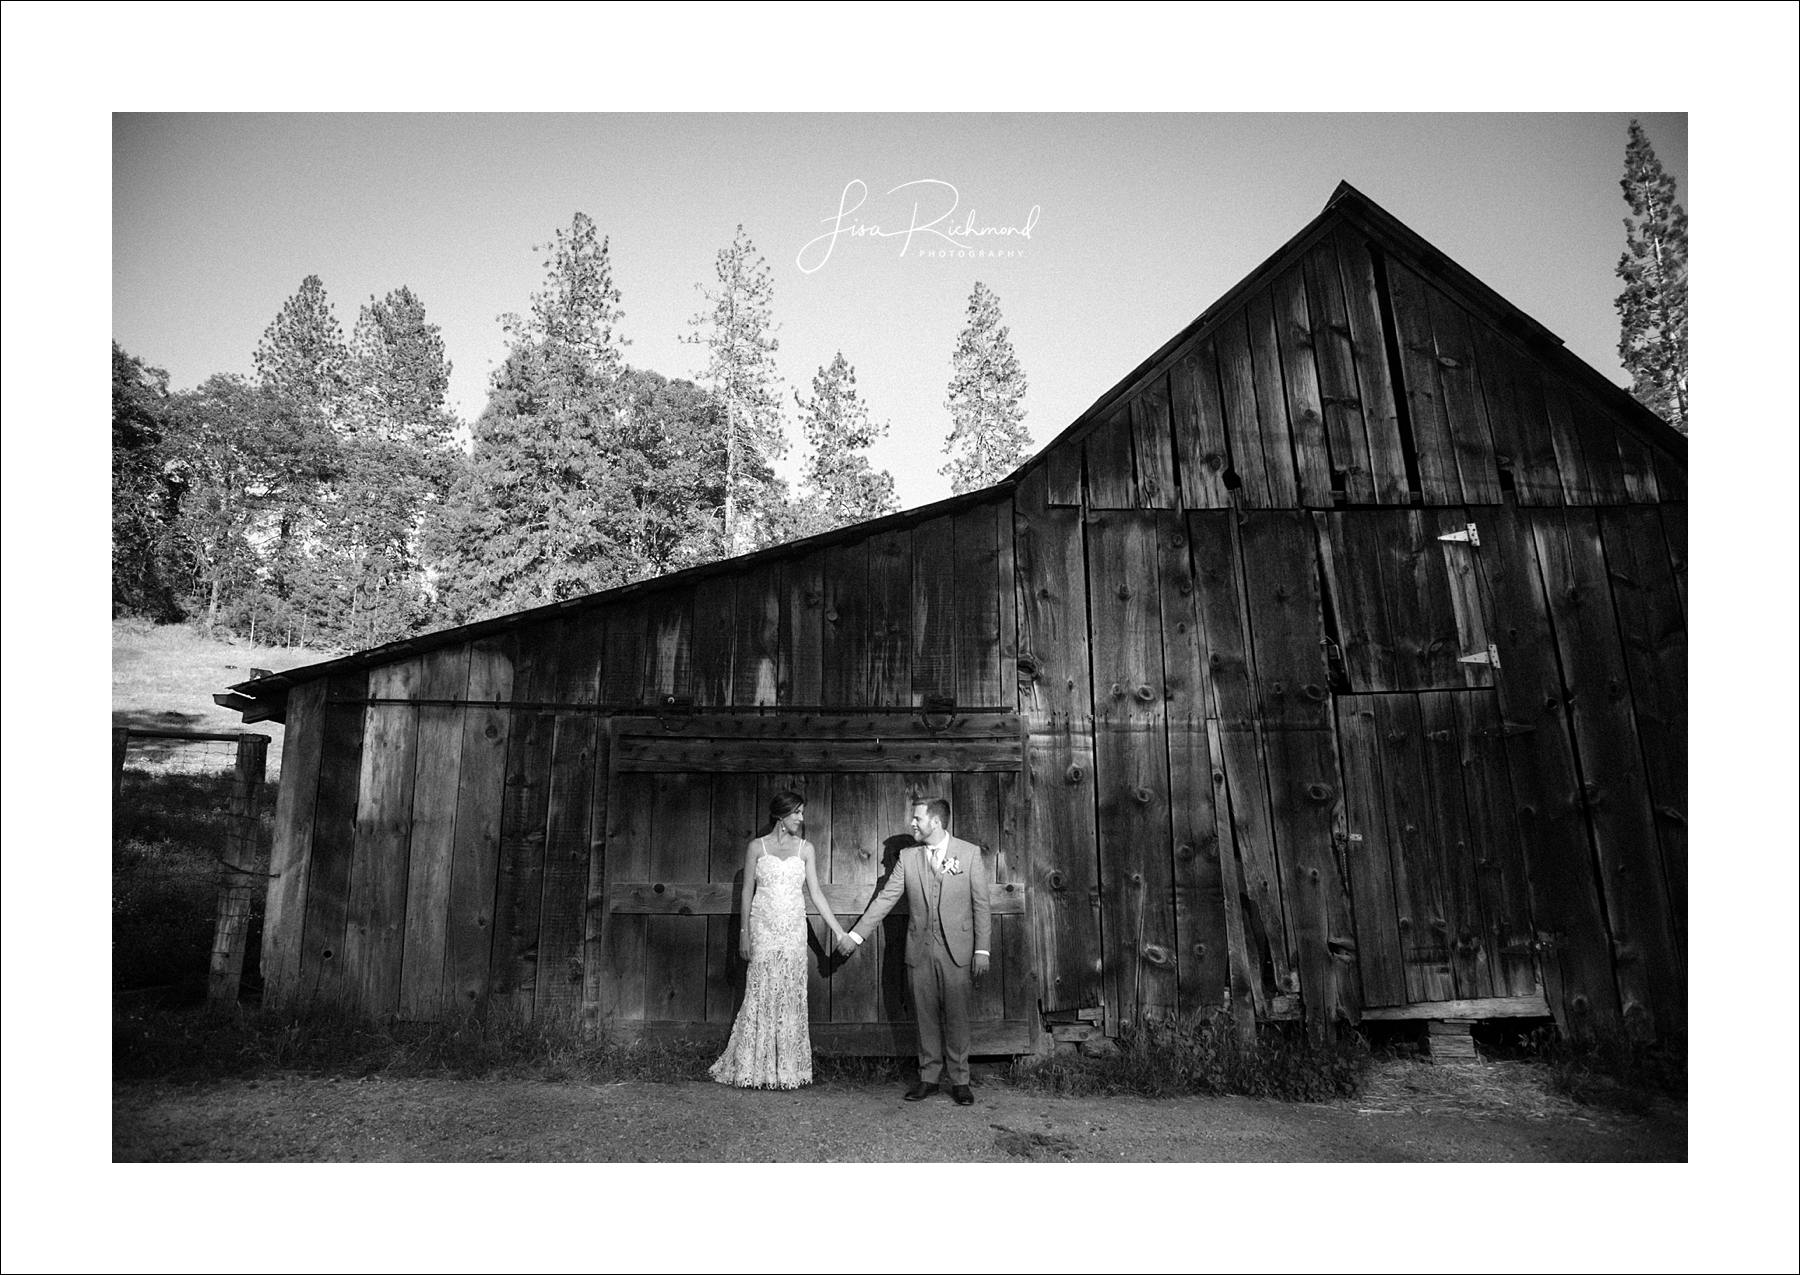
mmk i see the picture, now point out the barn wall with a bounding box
[260,203,1687,1046]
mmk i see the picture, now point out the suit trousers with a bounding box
[910,924,972,1086]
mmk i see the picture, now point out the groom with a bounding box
[837,796,992,1105]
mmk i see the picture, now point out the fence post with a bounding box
[208,733,270,1011]
[113,727,130,801]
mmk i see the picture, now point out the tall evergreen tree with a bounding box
[941,282,1030,494]
[426,213,634,621]
[794,351,897,529]
[112,343,185,620]
[1615,119,1688,433]
[612,367,735,576]
[685,225,786,551]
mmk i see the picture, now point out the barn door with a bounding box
[591,714,1035,1054]
[1333,689,1541,1007]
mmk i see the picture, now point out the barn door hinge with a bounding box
[1457,642,1502,668]
[1437,522,1481,546]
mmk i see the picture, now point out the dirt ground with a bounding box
[113,1057,1684,1162]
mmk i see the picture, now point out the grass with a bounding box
[1005,1008,1372,1102]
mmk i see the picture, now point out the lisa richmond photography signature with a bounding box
[796,180,1041,273]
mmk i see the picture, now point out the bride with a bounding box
[708,790,845,1089]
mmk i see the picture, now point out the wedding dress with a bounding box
[708,842,813,1089]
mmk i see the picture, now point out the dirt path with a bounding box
[113,1060,1684,1162]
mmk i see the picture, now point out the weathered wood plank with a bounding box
[1302,239,1378,504]
[1477,328,1563,506]
[579,718,610,1032]
[608,711,1020,741]
[1013,469,1103,1012]
[689,574,736,707]
[1611,415,1662,505]
[640,771,710,1026]
[1598,507,1689,968]
[1385,259,1460,505]
[558,607,605,706]
[1424,286,1504,505]
[1417,692,1496,1000]
[1236,511,1331,730]
[261,678,326,1011]
[297,671,370,1005]
[1315,512,1400,692]
[595,772,653,1026]
[1570,391,1630,506]
[1155,513,1230,1012]
[1206,719,1262,1038]
[601,602,647,706]
[398,645,472,1020]
[1476,501,1621,1037]
[534,713,598,1027]
[1360,994,1549,1021]
[342,659,422,1017]
[1128,376,1178,509]
[1333,700,1407,1007]
[612,736,1022,773]
[1084,404,1138,510]
[732,564,783,706]
[1652,445,1686,504]
[1245,288,1302,508]
[863,529,911,708]
[1434,509,1497,689]
[444,638,513,1016]
[785,551,825,705]
[1171,343,1233,510]
[1260,724,1359,1034]
[1532,508,1682,1037]
[488,624,561,1021]
[1659,504,1686,617]
[1213,726,1294,999]
[954,503,1002,707]
[1451,691,1540,999]
[1379,511,1469,691]
[644,590,694,704]
[821,539,870,706]
[1367,694,1455,1003]
[1539,376,1596,506]
[996,495,1018,710]
[1331,228,1409,505]
[1270,263,1335,508]
[1187,511,1258,729]
[1215,309,1274,508]
[908,517,955,704]
[1046,436,1084,507]
[1087,511,1179,1027]
[829,771,882,1024]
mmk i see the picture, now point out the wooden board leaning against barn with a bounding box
[261,678,327,1011]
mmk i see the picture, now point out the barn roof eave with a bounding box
[223,479,1018,721]
[1001,179,1685,487]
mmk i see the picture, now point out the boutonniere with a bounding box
[944,856,963,875]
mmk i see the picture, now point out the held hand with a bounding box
[836,933,860,957]
[972,952,991,981]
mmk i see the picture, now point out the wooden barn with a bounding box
[223,183,1687,1050]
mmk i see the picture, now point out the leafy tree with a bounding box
[112,343,185,620]
[793,351,897,530]
[1615,119,1688,433]
[426,213,634,622]
[941,282,1031,493]
[685,225,787,551]
[611,368,737,575]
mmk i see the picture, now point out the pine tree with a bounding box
[794,351,897,529]
[112,343,185,620]
[685,225,786,551]
[426,213,635,621]
[1615,119,1688,433]
[942,282,1031,493]
[254,274,349,415]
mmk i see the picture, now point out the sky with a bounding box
[113,112,1686,510]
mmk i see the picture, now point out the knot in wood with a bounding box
[1176,620,1189,634]
[1178,581,1192,596]
[1211,769,1224,784]
[1140,943,1171,966]
[1065,765,1084,785]
[1194,943,1206,956]
[1607,679,1624,699]
[1544,695,1560,711]
[1209,653,1223,668]
[1270,680,1286,696]
[1110,682,1124,699]
[825,608,840,623]
[1038,587,1051,600]
[1429,729,1451,742]
[1571,995,1591,1013]
[484,724,499,739]
[1397,917,1411,931]
[1116,584,1132,601]
[1049,870,1066,890]
[1176,842,1194,860]
[1274,584,1290,601]
[1133,786,1153,804]
[652,883,666,894]
[1171,533,1187,548]
[1306,783,1331,802]
[1134,683,1156,702]
[1565,586,1581,604]
[1309,867,1321,881]
[1303,683,1327,701]
[1142,477,1160,496]
[1131,872,1144,885]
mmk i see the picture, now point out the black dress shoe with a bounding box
[903,1082,939,1102]
[950,1084,974,1106]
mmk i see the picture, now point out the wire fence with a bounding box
[114,729,275,1005]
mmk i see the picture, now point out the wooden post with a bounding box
[208,733,270,1011]
[113,727,130,801]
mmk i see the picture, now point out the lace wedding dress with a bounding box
[708,845,813,1089]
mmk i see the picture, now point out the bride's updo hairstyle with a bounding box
[769,789,805,822]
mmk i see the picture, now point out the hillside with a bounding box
[113,620,340,776]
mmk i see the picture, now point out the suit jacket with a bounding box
[851,835,992,968]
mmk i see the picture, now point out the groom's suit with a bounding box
[851,835,992,1086]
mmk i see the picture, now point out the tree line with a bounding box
[112,217,1033,650]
